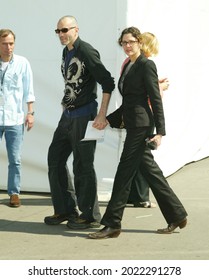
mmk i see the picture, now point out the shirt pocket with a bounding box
[5,73,21,91]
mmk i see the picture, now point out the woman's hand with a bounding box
[150,134,162,148]
[159,78,169,91]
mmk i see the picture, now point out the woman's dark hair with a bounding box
[118,26,142,46]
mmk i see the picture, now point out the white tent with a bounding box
[1,0,209,199]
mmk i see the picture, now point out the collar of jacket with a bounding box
[72,36,80,50]
[121,53,145,74]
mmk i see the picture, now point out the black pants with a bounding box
[128,169,150,203]
[47,112,101,222]
[101,127,187,228]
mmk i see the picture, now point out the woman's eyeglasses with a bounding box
[55,27,76,34]
[121,40,138,47]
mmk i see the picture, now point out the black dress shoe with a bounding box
[44,212,78,225]
[67,218,101,230]
[44,214,69,225]
[157,218,187,234]
[88,226,121,239]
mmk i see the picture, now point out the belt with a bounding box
[64,100,98,118]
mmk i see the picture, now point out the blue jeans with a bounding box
[0,124,24,195]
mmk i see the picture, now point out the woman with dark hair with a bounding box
[127,31,169,208]
[88,27,187,239]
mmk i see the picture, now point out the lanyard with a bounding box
[0,62,9,87]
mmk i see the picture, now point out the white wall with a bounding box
[0,0,208,198]
[124,0,209,176]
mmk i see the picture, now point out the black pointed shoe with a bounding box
[88,226,121,239]
[157,218,187,234]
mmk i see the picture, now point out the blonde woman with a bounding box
[125,32,170,208]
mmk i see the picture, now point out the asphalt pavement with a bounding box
[0,157,209,260]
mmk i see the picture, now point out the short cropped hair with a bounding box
[0,29,16,40]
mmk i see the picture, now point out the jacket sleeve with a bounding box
[106,105,124,128]
[143,60,166,135]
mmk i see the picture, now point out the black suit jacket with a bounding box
[107,54,166,135]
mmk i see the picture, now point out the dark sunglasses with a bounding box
[55,27,76,34]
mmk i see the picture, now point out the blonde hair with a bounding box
[141,32,159,57]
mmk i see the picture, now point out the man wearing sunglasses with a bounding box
[44,15,115,229]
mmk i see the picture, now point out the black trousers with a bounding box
[47,112,101,222]
[101,127,187,228]
[128,169,150,203]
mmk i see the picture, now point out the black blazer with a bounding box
[107,54,166,135]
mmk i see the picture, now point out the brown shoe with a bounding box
[88,226,121,239]
[9,194,21,207]
[157,218,187,234]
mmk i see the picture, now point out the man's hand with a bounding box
[93,93,111,130]
[25,114,34,131]
[92,114,108,130]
